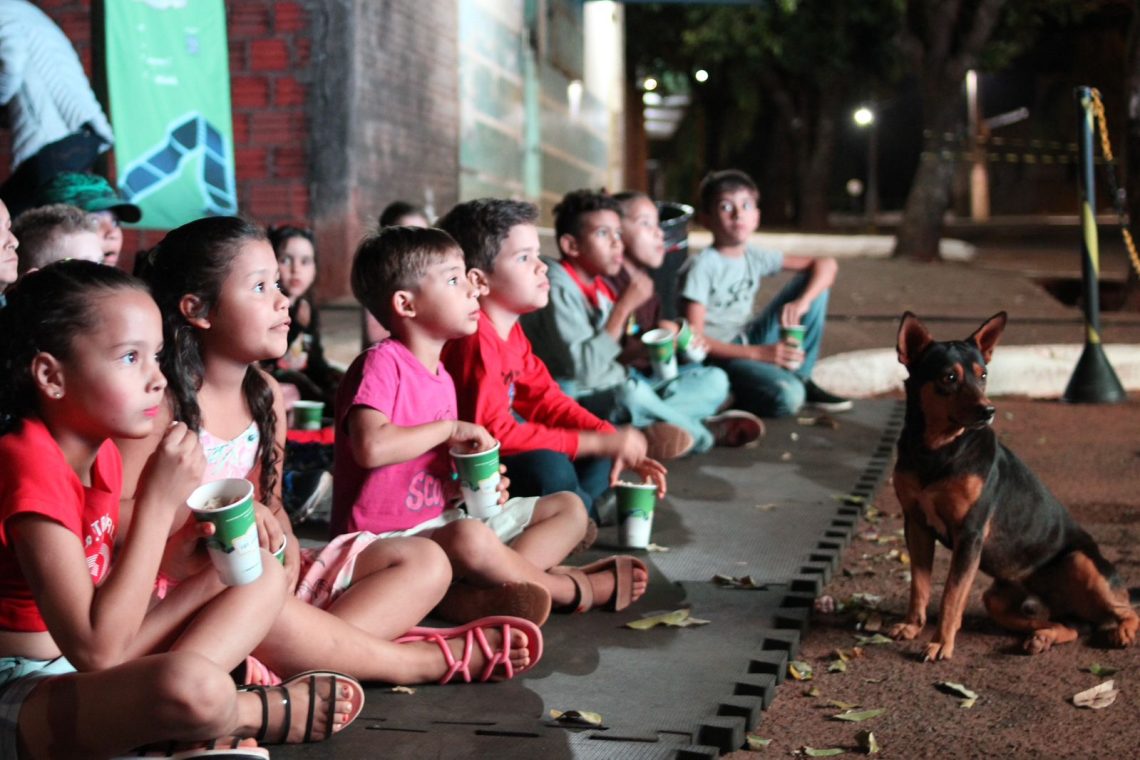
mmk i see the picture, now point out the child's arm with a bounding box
[779,255,837,327]
[346,406,494,469]
[12,423,203,670]
[602,262,655,341]
[258,371,299,588]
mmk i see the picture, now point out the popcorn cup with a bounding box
[641,327,678,381]
[677,319,707,363]
[291,400,324,430]
[780,324,806,371]
[615,481,657,549]
[450,441,502,519]
[187,479,263,586]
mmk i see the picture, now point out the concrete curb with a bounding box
[813,344,1140,399]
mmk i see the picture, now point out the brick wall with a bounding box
[0,1,315,272]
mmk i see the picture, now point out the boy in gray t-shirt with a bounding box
[679,169,851,417]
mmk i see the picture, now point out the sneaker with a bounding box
[704,409,765,447]
[803,380,853,413]
[284,470,333,524]
[643,422,695,460]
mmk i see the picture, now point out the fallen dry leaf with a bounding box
[645,542,670,553]
[800,747,844,757]
[389,685,416,694]
[789,660,814,681]
[549,709,604,727]
[831,708,885,723]
[1072,680,1118,709]
[856,729,880,754]
[1084,663,1119,677]
[828,700,860,710]
[854,633,893,646]
[828,659,848,674]
[625,608,711,630]
[746,734,772,749]
[755,502,779,511]
[713,573,768,589]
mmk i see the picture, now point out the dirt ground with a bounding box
[725,393,1140,760]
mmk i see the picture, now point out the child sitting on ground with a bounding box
[0,261,360,757]
[520,189,731,459]
[12,203,105,276]
[32,171,142,268]
[679,169,851,417]
[119,217,540,687]
[0,200,19,300]
[363,201,433,347]
[607,191,764,446]
[335,225,650,621]
[267,224,341,407]
[439,198,667,524]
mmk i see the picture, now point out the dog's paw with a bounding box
[1107,617,1138,648]
[888,622,923,641]
[922,640,954,662]
[1023,631,1055,655]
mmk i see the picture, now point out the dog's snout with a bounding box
[980,404,996,423]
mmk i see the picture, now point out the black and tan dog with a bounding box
[888,311,1137,660]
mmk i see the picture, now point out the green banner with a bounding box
[105,0,237,229]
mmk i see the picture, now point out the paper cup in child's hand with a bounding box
[641,327,678,381]
[272,533,288,565]
[290,400,324,430]
[615,480,657,549]
[676,319,707,363]
[780,324,806,370]
[450,441,502,520]
[187,478,263,586]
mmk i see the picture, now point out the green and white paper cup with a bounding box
[272,533,288,565]
[641,327,678,381]
[616,481,657,548]
[291,400,324,430]
[676,319,707,363]
[780,324,806,370]
[450,441,502,519]
[187,478,263,586]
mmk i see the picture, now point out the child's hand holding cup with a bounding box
[186,478,263,586]
[450,440,503,519]
[779,324,806,371]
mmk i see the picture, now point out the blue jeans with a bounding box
[501,449,611,522]
[575,364,730,453]
[714,272,830,418]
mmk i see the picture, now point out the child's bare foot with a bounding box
[396,616,545,683]
[239,671,363,743]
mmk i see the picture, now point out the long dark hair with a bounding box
[0,261,149,434]
[138,217,279,500]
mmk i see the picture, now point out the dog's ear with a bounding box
[968,311,1007,363]
[897,311,933,367]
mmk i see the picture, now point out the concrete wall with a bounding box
[457,0,624,223]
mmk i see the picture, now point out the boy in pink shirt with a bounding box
[334,226,651,621]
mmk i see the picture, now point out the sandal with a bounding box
[551,555,648,613]
[113,742,268,759]
[238,670,364,744]
[433,580,552,626]
[396,615,544,684]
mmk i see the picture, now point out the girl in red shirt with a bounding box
[0,261,360,758]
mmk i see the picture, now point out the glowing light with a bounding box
[643,77,658,92]
[853,107,875,127]
[694,69,709,83]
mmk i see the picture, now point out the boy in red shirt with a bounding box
[440,199,665,524]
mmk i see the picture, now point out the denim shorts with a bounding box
[0,655,76,759]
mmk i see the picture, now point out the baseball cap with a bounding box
[34,172,142,224]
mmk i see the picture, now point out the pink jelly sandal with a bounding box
[396,615,544,684]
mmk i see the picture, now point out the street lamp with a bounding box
[853,106,878,227]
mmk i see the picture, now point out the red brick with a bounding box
[229,44,247,74]
[56,11,91,47]
[290,184,310,218]
[249,112,296,145]
[273,77,305,108]
[274,2,307,33]
[231,113,251,146]
[250,39,289,72]
[228,5,271,39]
[246,181,306,219]
[230,76,269,109]
[272,146,306,178]
[236,147,269,180]
[294,38,311,67]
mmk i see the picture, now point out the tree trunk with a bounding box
[798,104,839,230]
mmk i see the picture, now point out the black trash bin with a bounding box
[652,201,694,320]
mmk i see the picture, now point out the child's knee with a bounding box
[151,653,235,732]
[545,491,587,524]
[439,519,498,568]
[772,377,806,417]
